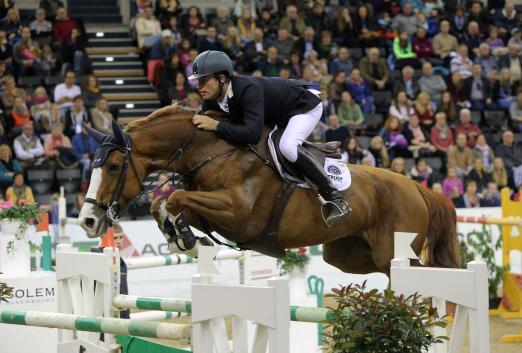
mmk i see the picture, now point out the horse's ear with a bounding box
[112,120,126,146]
[83,123,108,143]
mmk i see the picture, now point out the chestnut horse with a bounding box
[78,105,460,275]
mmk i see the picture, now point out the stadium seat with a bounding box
[348,47,363,61]
[373,91,391,113]
[56,169,82,194]
[34,193,53,206]
[424,157,443,171]
[470,111,482,125]
[355,136,371,149]
[18,76,42,88]
[404,158,415,172]
[27,169,54,195]
[483,110,506,131]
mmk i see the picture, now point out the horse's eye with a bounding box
[108,164,120,172]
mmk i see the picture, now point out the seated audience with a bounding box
[13,122,44,170]
[6,172,35,205]
[0,144,22,190]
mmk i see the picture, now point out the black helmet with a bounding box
[188,50,234,80]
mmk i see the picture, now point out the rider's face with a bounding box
[197,75,220,100]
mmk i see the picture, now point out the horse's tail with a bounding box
[416,184,461,268]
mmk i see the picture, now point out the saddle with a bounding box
[269,128,342,182]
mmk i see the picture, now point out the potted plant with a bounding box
[324,282,448,353]
[0,201,42,275]
[459,225,504,309]
[278,247,311,299]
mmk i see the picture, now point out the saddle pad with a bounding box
[267,127,352,191]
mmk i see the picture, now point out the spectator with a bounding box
[451,44,473,79]
[389,91,415,123]
[332,7,356,47]
[499,43,522,84]
[211,7,234,37]
[495,2,519,38]
[485,26,505,55]
[495,129,522,175]
[431,112,454,154]
[368,136,390,168]
[296,26,319,60]
[181,6,205,44]
[359,47,389,91]
[6,97,32,138]
[509,87,522,132]
[13,122,44,169]
[453,180,485,208]
[318,31,339,61]
[451,5,467,37]
[393,65,420,100]
[0,30,12,66]
[464,63,495,110]
[325,114,350,146]
[319,90,336,123]
[448,133,474,177]
[222,27,242,66]
[38,0,64,20]
[475,43,498,80]
[403,114,436,158]
[279,5,306,41]
[90,97,113,135]
[467,157,492,192]
[508,27,522,52]
[1,8,22,39]
[352,4,379,48]
[414,92,435,129]
[82,74,102,109]
[455,109,481,148]
[346,68,373,115]
[6,172,35,205]
[256,46,282,77]
[151,172,176,199]
[1,76,27,114]
[337,91,364,128]
[448,71,470,109]
[135,6,161,49]
[72,123,98,187]
[412,27,433,61]
[197,26,223,53]
[328,47,352,77]
[390,157,408,176]
[393,30,417,70]
[156,0,182,23]
[0,144,22,191]
[30,8,53,47]
[54,70,81,114]
[495,67,516,110]
[341,137,365,164]
[472,134,495,171]
[52,7,79,45]
[236,7,256,44]
[274,28,293,65]
[491,157,509,189]
[462,21,483,58]
[410,158,433,186]
[0,0,13,19]
[288,50,302,78]
[257,8,278,39]
[443,167,464,198]
[432,19,458,62]
[30,86,52,131]
[147,30,175,85]
[418,61,446,106]
[64,95,90,139]
[432,181,455,205]
[391,3,419,36]
[244,28,268,71]
[482,182,501,206]
[234,0,256,19]
[62,27,86,74]
[136,0,153,14]
[186,92,201,110]
[306,1,329,35]
[468,1,489,34]
[185,48,199,87]
[165,16,182,47]
[40,103,65,140]
[380,115,409,159]
[13,26,50,78]
[43,122,73,169]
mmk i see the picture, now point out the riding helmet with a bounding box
[188,50,234,80]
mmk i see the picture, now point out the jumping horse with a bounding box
[78,104,460,275]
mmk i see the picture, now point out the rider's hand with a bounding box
[193,114,219,131]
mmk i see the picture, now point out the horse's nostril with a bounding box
[85,218,95,229]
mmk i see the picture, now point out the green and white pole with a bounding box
[0,309,190,340]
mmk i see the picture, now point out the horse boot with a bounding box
[294,146,351,226]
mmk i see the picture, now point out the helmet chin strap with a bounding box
[215,74,227,102]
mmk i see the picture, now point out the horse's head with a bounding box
[78,120,147,237]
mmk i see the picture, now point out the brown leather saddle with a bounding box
[237,129,343,258]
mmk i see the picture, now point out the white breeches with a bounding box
[279,102,323,162]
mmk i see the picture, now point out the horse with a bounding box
[78,104,460,275]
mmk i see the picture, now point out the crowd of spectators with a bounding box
[133,0,522,207]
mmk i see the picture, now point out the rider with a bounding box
[190,50,350,225]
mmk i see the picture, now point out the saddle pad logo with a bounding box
[324,158,352,191]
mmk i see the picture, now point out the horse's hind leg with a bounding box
[323,235,381,275]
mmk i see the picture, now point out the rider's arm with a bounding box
[215,82,264,145]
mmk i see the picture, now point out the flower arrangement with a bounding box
[0,201,43,253]
[277,247,310,275]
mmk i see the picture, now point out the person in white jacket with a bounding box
[13,121,44,169]
[135,6,161,49]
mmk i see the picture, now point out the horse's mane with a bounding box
[126,104,195,132]
[126,103,229,132]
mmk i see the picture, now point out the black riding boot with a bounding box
[294,146,351,226]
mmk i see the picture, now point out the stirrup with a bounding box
[319,197,351,227]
